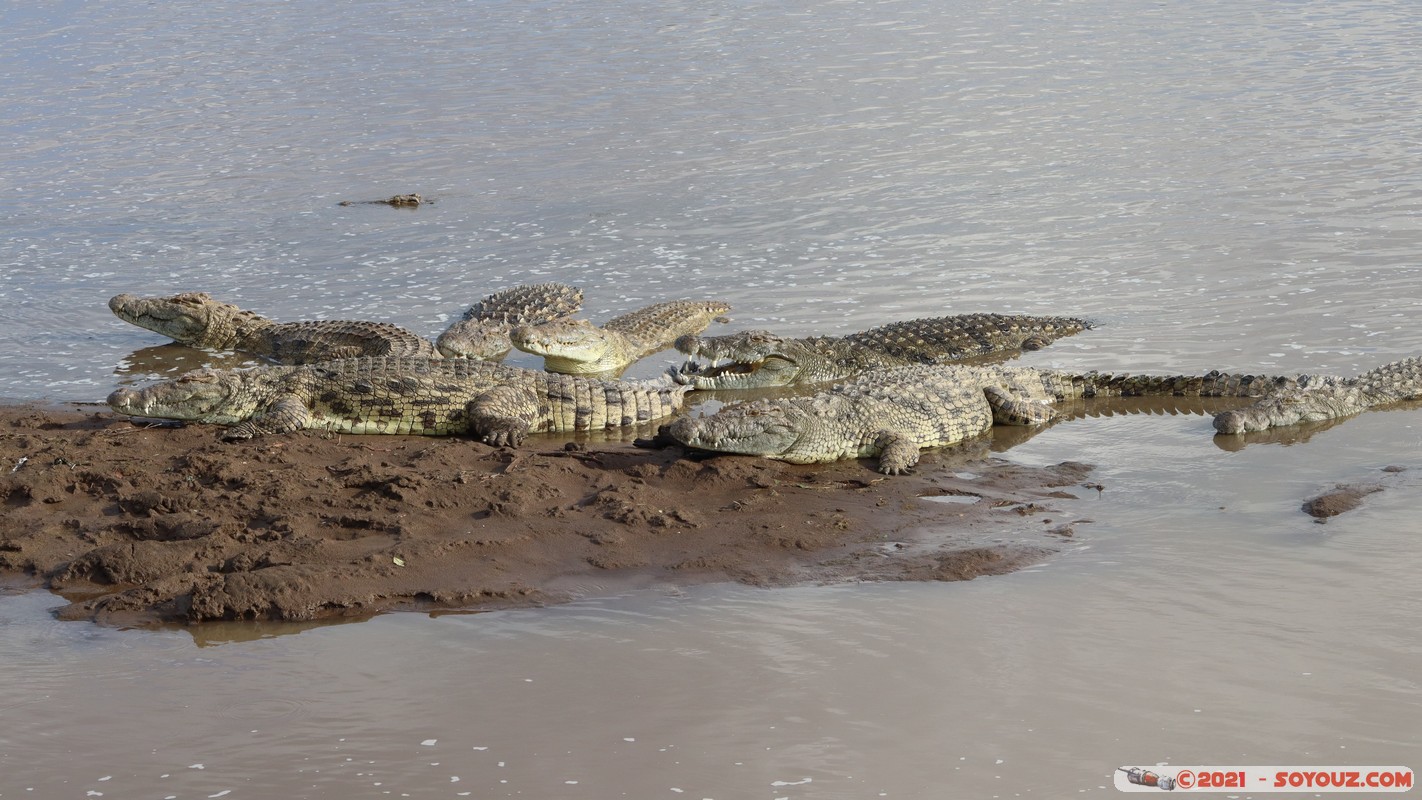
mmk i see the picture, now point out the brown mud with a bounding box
[0,403,1095,628]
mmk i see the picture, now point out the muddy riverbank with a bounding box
[0,403,1095,627]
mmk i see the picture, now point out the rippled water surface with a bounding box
[3,0,1421,796]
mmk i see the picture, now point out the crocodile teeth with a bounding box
[669,359,762,386]
[694,360,756,378]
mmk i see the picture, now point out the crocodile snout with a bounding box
[107,387,139,412]
[1212,410,1252,434]
[665,415,702,443]
[108,294,137,314]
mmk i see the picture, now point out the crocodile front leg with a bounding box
[467,386,540,446]
[872,431,921,474]
[983,386,1055,426]
[221,395,312,440]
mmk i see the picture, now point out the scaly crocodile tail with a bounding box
[1047,370,1297,399]
[846,313,1091,362]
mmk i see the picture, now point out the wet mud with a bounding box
[1,404,1095,627]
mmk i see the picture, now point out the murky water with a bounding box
[3,0,1421,795]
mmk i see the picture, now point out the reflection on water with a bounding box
[180,616,375,648]
[1211,415,1352,451]
[113,342,265,384]
[3,0,1422,796]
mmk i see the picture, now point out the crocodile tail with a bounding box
[1065,370,1299,399]
[847,313,1091,363]
[1353,356,1422,402]
[594,380,692,430]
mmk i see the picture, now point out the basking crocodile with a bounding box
[667,363,1290,474]
[107,356,691,445]
[109,292,438,364]
[512,300,732,375]
[435,283,584,361]
[337,194,427,207]
[1213,356,1422,434]
[669,313,1092,389]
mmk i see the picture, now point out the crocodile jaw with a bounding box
[109,292,216,342]
[670,332,804,389]
[510,320,616,372]
[666,400,806,459]
[107,369,249,424]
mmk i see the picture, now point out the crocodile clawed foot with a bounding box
[480,430,526,448]
[474,419,529,448]
[873,433,920,474]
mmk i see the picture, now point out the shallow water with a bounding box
[2,0,1421,796]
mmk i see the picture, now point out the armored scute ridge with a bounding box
[669,313,1093,389]
[109,292,438,364]
[1213,356,1422,434]
[511,300,732,375]
[107,356,691,446]
[435,283,585,361]
[668,363,1293,474]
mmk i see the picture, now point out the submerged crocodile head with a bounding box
[1213,389,1363,434]
[666,397,822,460]
[510,319,617,373]
[109,292,264,349]
[669,330,827,390]
[107,368,256,425]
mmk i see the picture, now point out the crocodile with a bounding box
[109,292,439,364]
[666,363,1291,473]
[1213,356,1422,434]
[337,194,427,207]
[511,300,732,375]
[435,283,585,361]
[106,356,691,445]
[668,313,1092,390]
